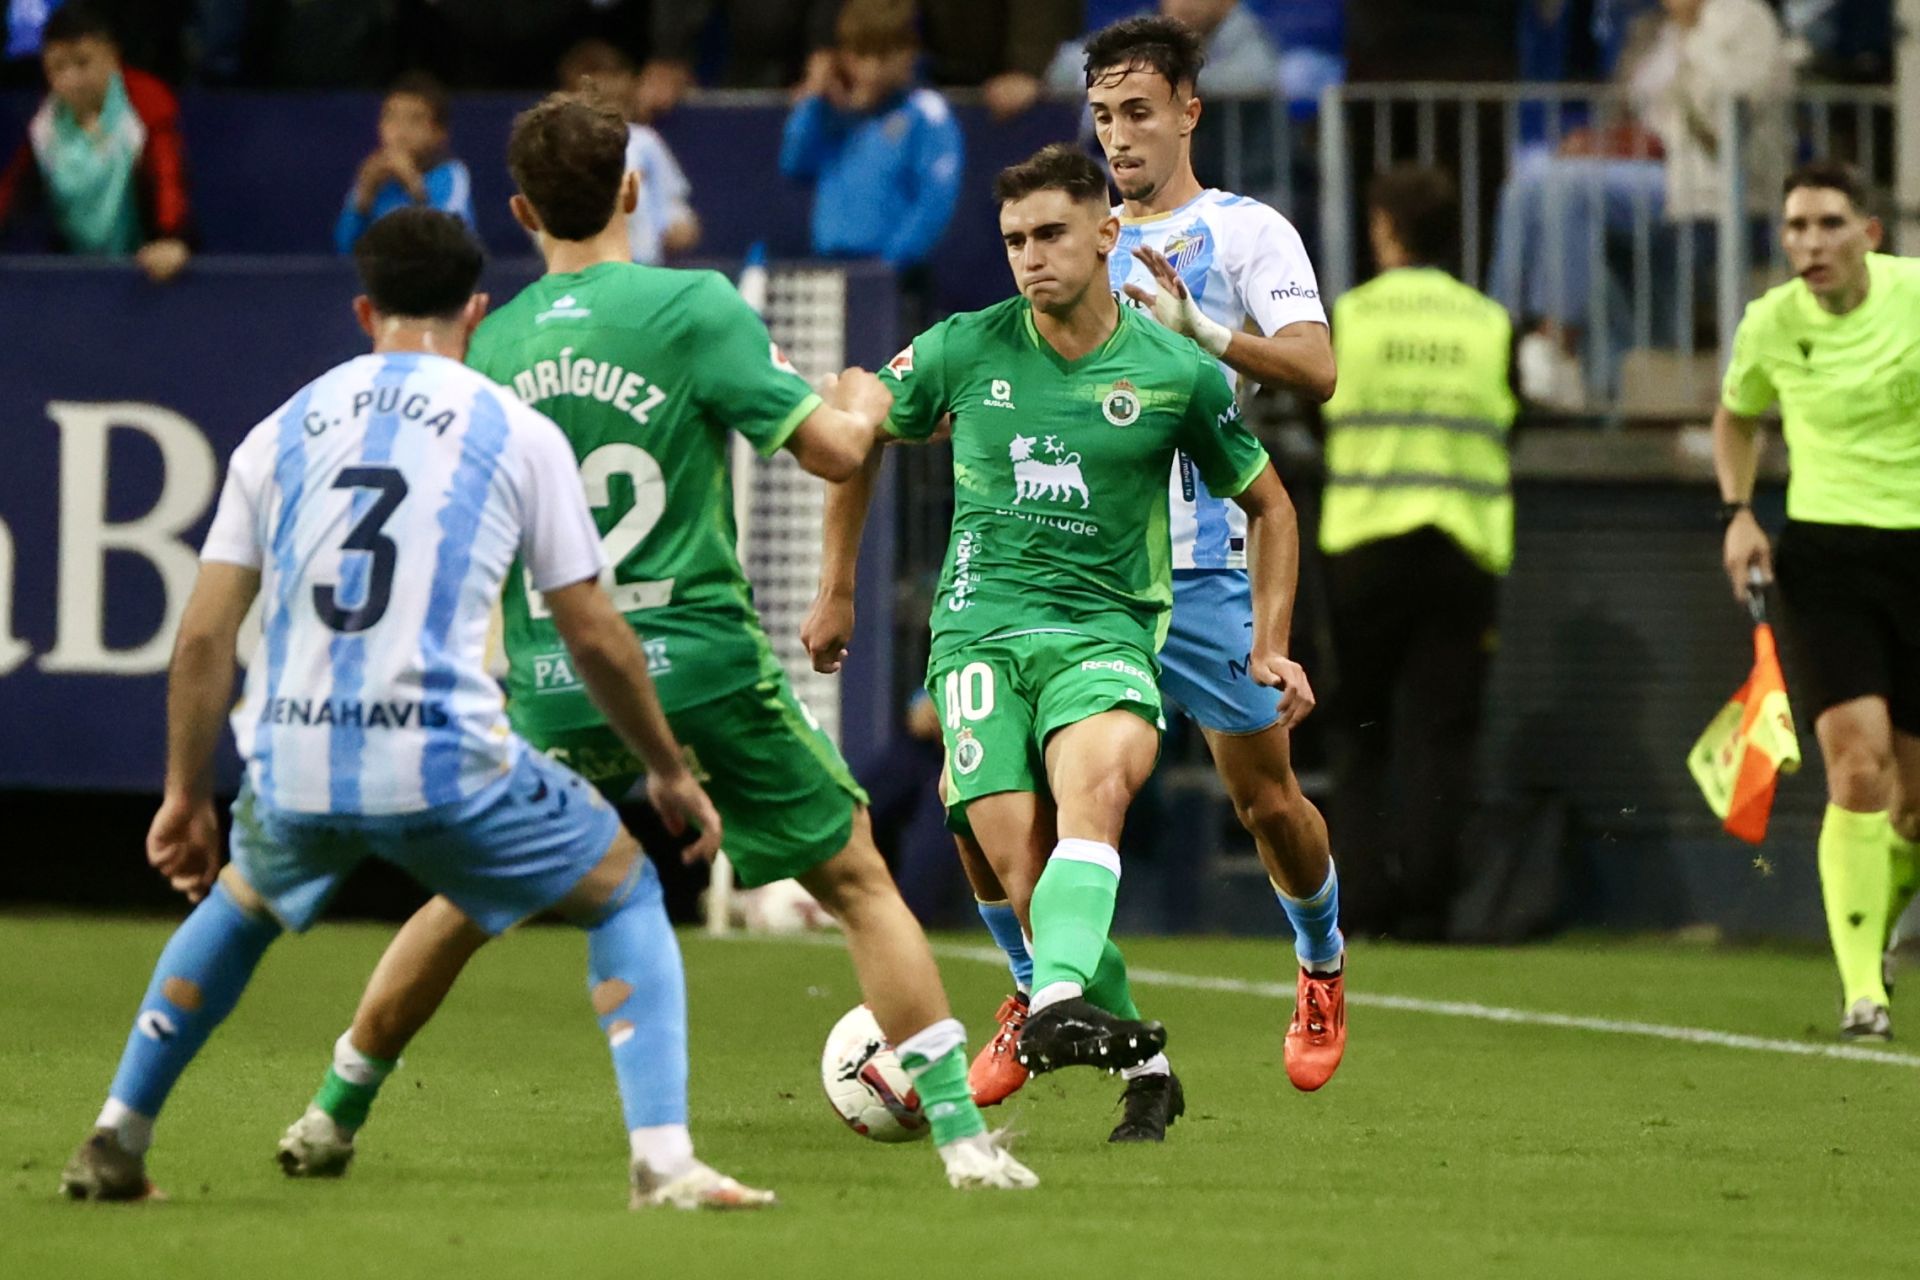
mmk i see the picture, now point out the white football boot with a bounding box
[277,1105,356,1177]
[939,1131,1039,1190]
[630,1160,777,1210]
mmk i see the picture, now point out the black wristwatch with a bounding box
[1717,500,1751,528]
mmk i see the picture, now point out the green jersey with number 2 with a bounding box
[883,297,1269,664]
[467,262,821,735]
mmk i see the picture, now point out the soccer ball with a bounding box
[820,1005,928,1143]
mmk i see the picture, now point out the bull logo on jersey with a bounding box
[1010,433,1090,509]
[1102,379,1142,427]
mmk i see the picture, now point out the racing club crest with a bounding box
[1101,378,1142,427]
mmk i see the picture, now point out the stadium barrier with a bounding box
[1315,82,1897,416]
[0,255,898,795]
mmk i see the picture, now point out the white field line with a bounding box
[752,934,1920,1070]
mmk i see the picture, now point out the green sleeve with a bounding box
[880,319,952,442]
[690,274,824,456]
[1177,358,1270,499]
[1720,305,1778,417]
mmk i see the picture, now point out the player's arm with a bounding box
[802,328,948,673]
[1231,466,1315,728]
[150,562,259,901]
[515,412,721,861]
[1714,310,1778,604]
[1126,213,1337,401]
[785,367,893,483]
[1182,361,1316,726]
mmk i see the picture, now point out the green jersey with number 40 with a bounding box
[467,262,822,734]
[885,297,1269,663]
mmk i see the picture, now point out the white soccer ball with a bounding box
[821,1005,928,1143]
[738,879,836,934]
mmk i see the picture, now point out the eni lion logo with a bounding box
[1010,433,1090,509]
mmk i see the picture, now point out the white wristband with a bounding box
[1187,305,1233,359]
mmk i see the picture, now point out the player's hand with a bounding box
[1124,247,1232,358]
[384,146,425,200]
[1722,509,1773,604]
[353,150,393,209]
[147,792,221,902]
[647,768,723,866]
[136,238,190,284]
[834,366,894,425]
[801,590,855,674]
[1250,650,1317,730]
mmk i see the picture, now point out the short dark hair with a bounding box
[1783,160,1877,216]
[1368,165,1459,268]
[557,38,632,92]
[352,208,484,320]
[994,143,1110,209]
[1083,16,1205,94]
[387,70,451,129]
[507,92,629,242]
[836,0,919,55]
[42,3,115,46]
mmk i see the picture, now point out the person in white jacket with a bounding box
[1490,0,1794,408]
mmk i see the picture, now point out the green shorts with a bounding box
[927,631,1164,824]
[528,676,869,889]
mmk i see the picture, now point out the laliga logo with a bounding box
[0,401,240,680]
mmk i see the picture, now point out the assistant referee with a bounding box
[1714,161,1920,1041]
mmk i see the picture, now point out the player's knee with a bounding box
[215,864,276,923]
[804,834,900,923]
[1231,779,1307,840]
[1825,739,1893,807]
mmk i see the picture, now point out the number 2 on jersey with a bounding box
[526,442,673,618]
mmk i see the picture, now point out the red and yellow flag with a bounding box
[1688,622,1801,844]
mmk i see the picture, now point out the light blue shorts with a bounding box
[1159,568,1285,736]
[230,746,621,936]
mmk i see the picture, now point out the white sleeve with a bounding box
[1233,205,1329,337]
[200,424,274,568]
[510,405,607,592]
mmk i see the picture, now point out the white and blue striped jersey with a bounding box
[1110,189,1326,570]
[203,352,606,816]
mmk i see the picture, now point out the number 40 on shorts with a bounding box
[943,662,996,728]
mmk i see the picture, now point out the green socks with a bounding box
[312,1032,398,1133]
[1028,840,1122,1003]
[893,1019,986,1148]
[1887,821,1920,944]
[1819,805,1892,1007]
[1084,939,1140,1020]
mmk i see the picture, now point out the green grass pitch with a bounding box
[3,914,1917,1279]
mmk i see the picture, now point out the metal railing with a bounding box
[1316,82,1897,416]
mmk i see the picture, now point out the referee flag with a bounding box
[1688,598,1802,844]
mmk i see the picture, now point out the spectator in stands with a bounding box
[1045,1,1281,98]
[1320,166,1517,940]
[334,72,476,254]
[559,40,701,264]
[779,0,963,304]
[918,0,1084,120]
[0,4,192,281]
[1490,0,1792,409]
[636,0,840,120]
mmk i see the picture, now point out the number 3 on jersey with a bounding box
[526,442,673,618]
[943,662,995,728]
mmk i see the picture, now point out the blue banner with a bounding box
[0,257,895,792]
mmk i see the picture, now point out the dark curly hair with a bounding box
[507,92,629,242]
[1083,15,1206,94]
[993,144,1110,209]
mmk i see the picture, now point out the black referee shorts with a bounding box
[1772,520,1920,735]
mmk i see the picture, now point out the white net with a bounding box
[736,265,847,746]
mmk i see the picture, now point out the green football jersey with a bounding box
[467,262,821,731]
[885,297,1269,663]
[1722,252,1920,528]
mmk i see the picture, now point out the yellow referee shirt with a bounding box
[1721,252,1920,528]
